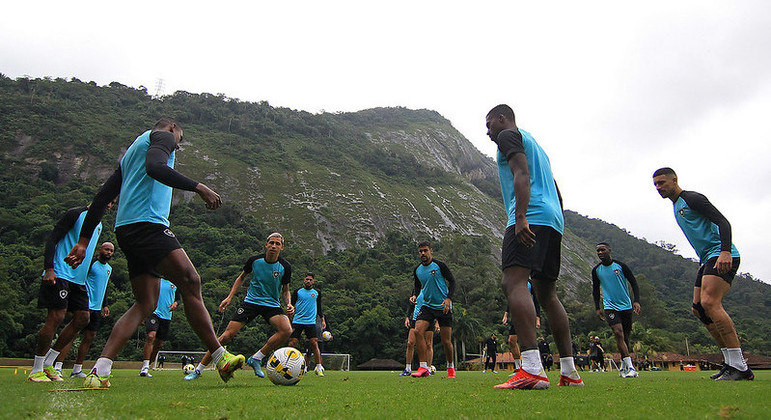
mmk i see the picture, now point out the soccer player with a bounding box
[486,104,584,389]
[288,272,326,376]
[652,167,753,381]
[399,293,437,376]
[410,241,456,379]
[589,336,605,372]
[54,242,115,378]
[501,280,541,372]
[592,242,641,378]
[186,233,293,380]
[140,278,179,377]
[64,118,244,387]
[483,334,498,373]
[28,205,104,383]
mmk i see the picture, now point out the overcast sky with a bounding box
[2,1,770,282]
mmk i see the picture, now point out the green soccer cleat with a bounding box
[216,351,245,383]
[43,365,64,382]
[83,369,111,388]
[246,357,265,378]
[28,371,51,382]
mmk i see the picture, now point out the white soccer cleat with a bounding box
[623,368,638,378]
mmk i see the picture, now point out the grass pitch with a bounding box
[6,368,770,419]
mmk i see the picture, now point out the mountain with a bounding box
[0,75,767,363]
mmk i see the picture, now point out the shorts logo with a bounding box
[608,312,615,319]
[150,318,157,324]
[273,271,280,279]
[163,229,176,238]
[237,307,244,314]
[59,289,68,299]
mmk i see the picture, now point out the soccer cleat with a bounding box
[43,365,64,382]
[411,367,430,377]
[509,368,519,377]
[710,363,729,380]
[217,351,246,383]
[493,370,498,374]
[55,369,63,378]
[28,371,51,382]
[398,369,412,376]
[139,367,153,377]
[70,371,87,379]
[558,370,585,386]
[245,357,265,378]
[715,366,754,381]
[184,369,202,381]
[447,368,456,378]
[315,365,325,377]
[494,368,550,390]
[83,369,111,388]
[622,368,638,378]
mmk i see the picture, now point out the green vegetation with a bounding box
[0,75,768,370]
[6,368,770,419]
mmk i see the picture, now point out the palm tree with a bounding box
[452,305,481,365]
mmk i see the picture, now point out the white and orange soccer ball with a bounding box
[183,364,195,375]
[266,347,305,386]
[322,331,333,341]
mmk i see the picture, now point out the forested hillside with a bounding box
[1,76,767,366]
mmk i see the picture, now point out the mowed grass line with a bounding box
[5,368,770,419]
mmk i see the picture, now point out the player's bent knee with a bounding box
[692,302,714,325]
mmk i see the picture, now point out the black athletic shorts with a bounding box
[84,309,104,331]
[145,313,171,341]
[231,302,285,324]
[502,224,562,281]
[416,307,453,328]
[116,222,182,279]
[290,323,318,340]
[695,257,740,287]
[604,309,633,330]
[38,279,89,312]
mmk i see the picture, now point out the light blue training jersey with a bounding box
[52,210,102,285]
[153,279,177,320]
[86,260,112,310]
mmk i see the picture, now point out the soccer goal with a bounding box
[306,353,351,371]
[154,350,215,371]
[604,358,620,372]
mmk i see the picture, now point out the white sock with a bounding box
[405,363,411,372]
[448,362,454,369]
[43,349,60,367]
[142,360,150,370]
[94,357,113,377]
[211,346,226,365]
[54,362,63,371]
[514,359,522,369]
[251,349,265,361]
[196,363,206,373]
[32,355,45,373]
[521,350,543,375]
[726,348,748,371]
[560,357,576,376]
[419,362,428,369]
[623,357,633,370]
[72,364,82,374]
[720,348,728,363]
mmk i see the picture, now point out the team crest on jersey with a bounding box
[59,289,68,299]
[608,312,615,319]
[430,269,437,276]
[678,209,685,216]
[614,269,620,275]
[163,228,176,237]
[273,271,280,279]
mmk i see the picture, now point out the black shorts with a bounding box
[416,307,453,328]
[290,323,318,340]
[695,257,740,286]
[409,318,418,329]
[84,309,104,331]
[38,279,90,312]
[231,302,285,324]
[116,222,182,279]
[605,309,633,329]
[145,313,171,341]
[502,224,562,281]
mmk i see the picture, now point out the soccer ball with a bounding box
[322,331,333,341]
[183,364,195,375]
[429,365,437,374]
[266,347,305,386]
[83,374,102,388]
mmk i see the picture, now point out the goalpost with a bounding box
[307,353,351,371]
[604,358,620,372]
[154,350,215,371]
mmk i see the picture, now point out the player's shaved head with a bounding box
[653,167,676,178]
[154,117,180,130]
[596,242,610,248]
[487,104,516,123]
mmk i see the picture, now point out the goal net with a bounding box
[306,353,351,371]
[604,358,620,371]
[154,350,215,371]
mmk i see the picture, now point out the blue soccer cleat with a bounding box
[398,369,411,377]
[184,369,202,381]
[246,357,265,378]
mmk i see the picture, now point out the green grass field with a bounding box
[6,368,770,419]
